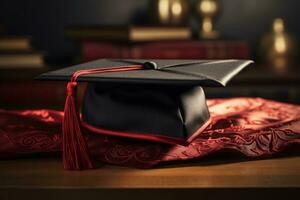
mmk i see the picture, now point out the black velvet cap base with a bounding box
[37,59,253,144]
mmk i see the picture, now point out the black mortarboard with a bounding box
[37,59,253,170]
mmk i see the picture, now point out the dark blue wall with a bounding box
[0,0,299,61]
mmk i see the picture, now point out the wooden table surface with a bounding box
[0,155,300,199]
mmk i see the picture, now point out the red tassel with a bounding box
[62,82,94,170]
[61,65,144,170]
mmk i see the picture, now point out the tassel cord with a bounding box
[62,65,143,170]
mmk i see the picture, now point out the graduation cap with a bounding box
[37,59,253,170]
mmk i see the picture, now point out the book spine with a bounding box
[83,42,121,61]
[82,41,250,61]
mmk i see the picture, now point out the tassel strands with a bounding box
[62,82,94,170]
[62,65,144,170]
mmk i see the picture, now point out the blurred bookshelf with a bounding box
[0,24,299,109]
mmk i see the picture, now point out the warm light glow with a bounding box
[200,0,217,15]
[271,18,289,72]
[203,17,213,33]
[171,0,182,17]
[273,18,284,33]
[158,0,170,23]
[198,0,219,39]
[274,35,287,54]
[273,18,287,54]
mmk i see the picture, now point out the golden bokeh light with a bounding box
[171,0,183,17]
[158,0,170,23]
[273,18,287,54]
[199,0,218,15]
[157,0,186,25]
[274,35,287,54]
[273,18,285,33]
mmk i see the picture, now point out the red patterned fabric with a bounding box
[0,98,300,168]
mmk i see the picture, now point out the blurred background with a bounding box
[0,0,299,109]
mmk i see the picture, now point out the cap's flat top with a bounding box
[37,59,253,86]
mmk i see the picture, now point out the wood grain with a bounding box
[1,155,300,200]
[0,156,300,189]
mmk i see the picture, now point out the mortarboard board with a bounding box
[37,59,253,170]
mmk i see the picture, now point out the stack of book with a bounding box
[0,35,51,108]
[0,36,45,69]
[65,26,250,61]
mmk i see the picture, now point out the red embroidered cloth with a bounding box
[0,98,300,168]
